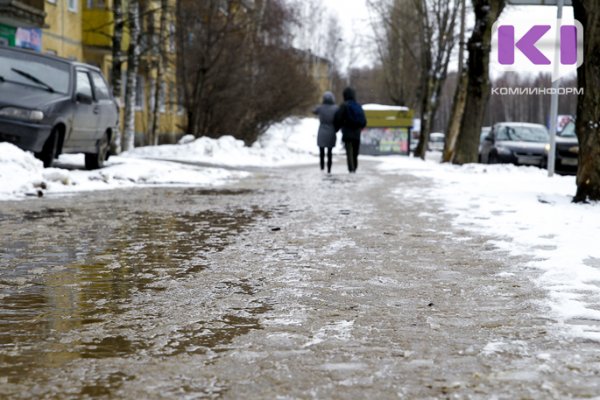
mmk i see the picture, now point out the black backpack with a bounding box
[345,100,367,128]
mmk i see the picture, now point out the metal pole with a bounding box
[547,0,564,177]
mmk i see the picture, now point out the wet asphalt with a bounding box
[0,157,599,399]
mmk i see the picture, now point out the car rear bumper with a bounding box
[0,117,52,153]
[497,152,545,167]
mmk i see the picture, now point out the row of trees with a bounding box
[108,0,321,149]
[366,0,600,202]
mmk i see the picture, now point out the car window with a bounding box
[0,51,70,94]
[499,125,548,143]
[91,71,110,100]
[76,70,93,99]
[559,121,576,138]
[496,127,510,141]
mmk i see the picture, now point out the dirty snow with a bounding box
[377,155,600,342]
[1,117,599,342]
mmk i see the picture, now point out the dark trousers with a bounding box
[319,147,333,173]
[344,139,360,173]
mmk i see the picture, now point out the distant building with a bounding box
[293,49,333,102]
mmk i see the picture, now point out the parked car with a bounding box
[478,126,491,162]
[544,120,578,174]
[0,47,119,169]
[428,132,445,151]
[480,122,549,167]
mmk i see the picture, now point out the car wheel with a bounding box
[85,132,109,170]
[488,152,498,164]
[35,129,58,168]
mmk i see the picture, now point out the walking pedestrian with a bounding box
[334,87,367,173]
[313,91,339,174]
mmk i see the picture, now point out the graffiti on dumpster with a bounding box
[360,127,410,156]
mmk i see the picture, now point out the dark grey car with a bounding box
[480,122,549,167]
[0,47,119,169]
[543,120,579,175]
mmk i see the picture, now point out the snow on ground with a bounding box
[0,118,328,200]
[2,117,599,342]
[125,117,344,166]
[377,154,600,341]
[0,143,250,200]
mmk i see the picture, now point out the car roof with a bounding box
[0,46,101,72]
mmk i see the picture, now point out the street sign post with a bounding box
[506,0,569,177]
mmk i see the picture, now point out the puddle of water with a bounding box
[0,196,271,387]
[167,301,273,356]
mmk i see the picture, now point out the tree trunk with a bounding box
[443,71,468,162]
[443,0,467,162]
[150,0,169,146]
[572,0,600,202]
[111,0,124,100]
[110,0,124,153]
[413,0,459,160]
[452,0,505,165]
[123,0,141,152]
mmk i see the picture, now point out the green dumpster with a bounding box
[360,104,414,156]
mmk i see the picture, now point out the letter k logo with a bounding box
[498,25,551,65]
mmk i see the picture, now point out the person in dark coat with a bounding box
[334,87,367,173]
[313,91,339,174]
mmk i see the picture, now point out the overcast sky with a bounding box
[322,2,576,76]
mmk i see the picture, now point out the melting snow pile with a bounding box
[0,143,45,198]
[125,117,340,166]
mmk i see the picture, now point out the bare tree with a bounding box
[452,0,505,165]
[176,0,247,136]
[149,0,169,146]
[368,0,421,107]
[412,0,461,160]
[111,0,124,101]
[572,0,600,202]
[123,0,142,152]
[442,0,467,162]
[110,0,124,153]
[176,0,315,145]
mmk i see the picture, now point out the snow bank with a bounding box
[0,143,45,198]
[125,117,332,166]
[0,117,330,200]
[378,156,600,341]
[363,103,410,111]
[0,146,247,201]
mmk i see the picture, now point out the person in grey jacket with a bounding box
[313,91,339,174]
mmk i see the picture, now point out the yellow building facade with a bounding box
[42,0,83,60]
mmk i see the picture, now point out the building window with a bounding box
[68,0,78,12]
[86,0,105,8]
[47,0,56,4]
